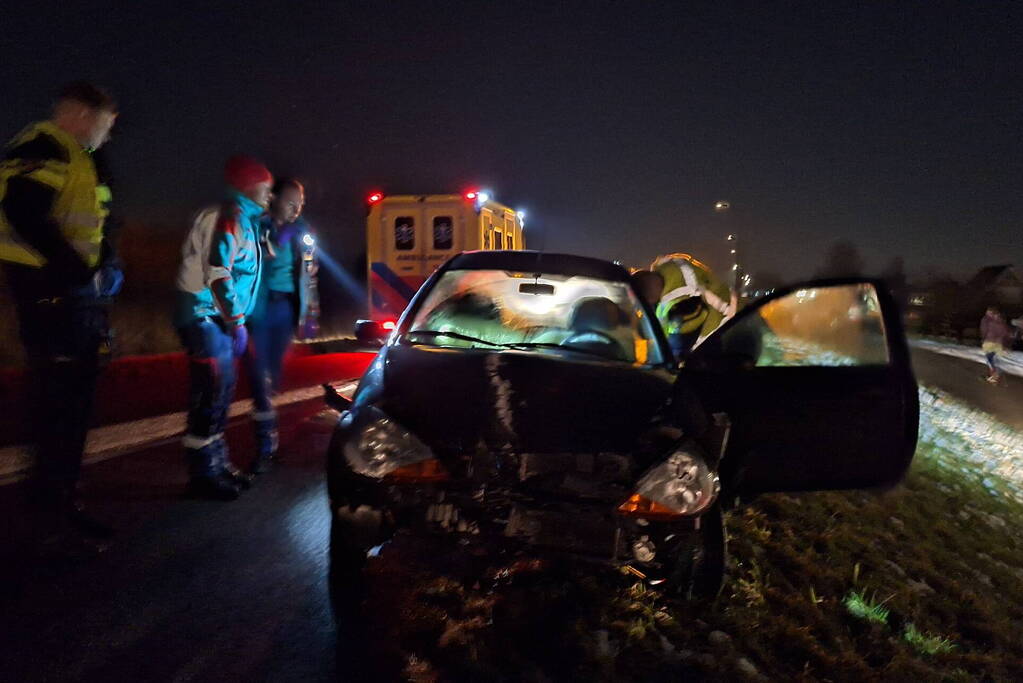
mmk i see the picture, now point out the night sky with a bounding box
[3,1,1021,284]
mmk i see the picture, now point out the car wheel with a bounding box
[666,502,727,601]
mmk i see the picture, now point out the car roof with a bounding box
[445,250,631,282]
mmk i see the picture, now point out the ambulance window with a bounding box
[433,216,453,250]
[394,217,415,250]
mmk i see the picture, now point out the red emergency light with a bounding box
[382,321,397,331]
[464,191,478,200]
[367,192,384,204]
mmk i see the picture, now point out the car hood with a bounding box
[378,345,675,455]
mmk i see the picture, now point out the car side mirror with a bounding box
[354,319,394,347]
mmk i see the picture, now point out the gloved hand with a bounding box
[231,324,249,357]
[96,264,124,297]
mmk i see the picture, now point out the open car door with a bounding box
[681,279,918,496]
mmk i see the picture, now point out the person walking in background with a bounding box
[244,178,318,474]
[980,306,1013,384]
[0,82,123,552]
[174,155,271,500]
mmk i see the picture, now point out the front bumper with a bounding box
[335,482,701,573]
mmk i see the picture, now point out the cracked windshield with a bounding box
[406,269,666,365]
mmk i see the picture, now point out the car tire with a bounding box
[666,502,727,601]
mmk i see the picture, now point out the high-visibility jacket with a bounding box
[651,253,733,338]
[0,121,106,269]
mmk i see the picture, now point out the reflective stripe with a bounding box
[182,432,224,450]
[23,164,67,190]
[0,232,45,266]
[702,289,731,316]
[70,239,103,260]
[660,284,699,306]
[63,212,103,230]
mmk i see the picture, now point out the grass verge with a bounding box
[359,388,1023,681]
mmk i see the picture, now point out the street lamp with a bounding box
[717,203,741,297]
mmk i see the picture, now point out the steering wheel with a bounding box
[562,330,626,360]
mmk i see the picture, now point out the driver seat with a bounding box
[567,297,629,361]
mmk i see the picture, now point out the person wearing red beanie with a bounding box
[172,155,273,500]
[224,155,274,198]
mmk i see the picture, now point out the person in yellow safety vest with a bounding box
[650,253,734,358]
[0,82,121,553]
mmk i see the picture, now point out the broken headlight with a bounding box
[617,443,720,520]
[343,413,448,482]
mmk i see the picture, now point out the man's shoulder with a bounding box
[4,125,70,165]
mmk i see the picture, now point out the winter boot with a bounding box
[185,436,241,500]
[250,411,279,475]
[211,436,253,489]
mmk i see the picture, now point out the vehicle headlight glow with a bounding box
[618,445,720,519]
[343,416,445,481]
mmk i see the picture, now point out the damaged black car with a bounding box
[324,251,918,607]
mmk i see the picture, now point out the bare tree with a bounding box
[815,240,864,279]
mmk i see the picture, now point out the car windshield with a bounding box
[403,269,666,365]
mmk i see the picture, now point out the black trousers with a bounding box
[5,266,107,506]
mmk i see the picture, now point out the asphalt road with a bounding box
[2,347,1022,682]
[0,398,346,683]
[910,347,1023,430]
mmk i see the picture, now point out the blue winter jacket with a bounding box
[174,191,265,328]
[248,215,317,330]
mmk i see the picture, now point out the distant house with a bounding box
[966,265,1023,308]
[903,266,1023,339]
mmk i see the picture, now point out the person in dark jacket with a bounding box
[0,82,122,551]
[244,178,318,473]
[980,307,1013,384]
[174,156,271,499]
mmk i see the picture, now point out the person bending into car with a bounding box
[173,156,272,500]
[630,269,665,311]
[243,178,317,474]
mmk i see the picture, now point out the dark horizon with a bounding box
[3,1,1021,284]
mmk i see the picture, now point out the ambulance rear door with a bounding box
[375,201,425,316]
[424,200,463,273]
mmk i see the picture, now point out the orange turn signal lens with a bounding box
[383,459,450,483]
[617,493,684,520]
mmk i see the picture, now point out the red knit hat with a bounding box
[224,155,273,192]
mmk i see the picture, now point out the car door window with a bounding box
[718,284,889,367]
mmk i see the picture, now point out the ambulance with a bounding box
[365,190,526,318]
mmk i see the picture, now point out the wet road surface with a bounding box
[911,347,1023,430]
[0,398,344,683]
